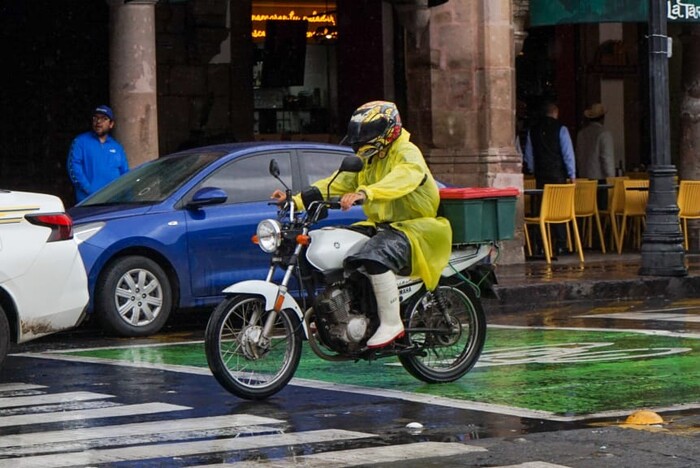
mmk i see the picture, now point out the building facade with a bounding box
[2,0,700,257]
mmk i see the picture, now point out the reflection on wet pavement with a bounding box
[57,323,699,420]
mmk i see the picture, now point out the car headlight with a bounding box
[73,222,105,244]
[256,219,282,253]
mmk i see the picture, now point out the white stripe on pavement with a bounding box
[577,312,700,323]
[198,441,487,467]
[0,392,114,408]
[0,383,46,393]
[496,463,571,468]
[0,414,284,452]
[0,402,189,428]
[0,429,375,468]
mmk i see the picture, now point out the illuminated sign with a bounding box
[252,4,337,41]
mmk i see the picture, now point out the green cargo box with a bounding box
[438,187,519,244]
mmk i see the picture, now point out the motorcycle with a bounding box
[204,156,496,400]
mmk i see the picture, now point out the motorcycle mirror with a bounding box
[339,156,363,173]
[269,158,291,193]
[327,155,364,200]
[269,159,280,177]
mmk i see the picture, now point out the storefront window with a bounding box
[252,1,337,138]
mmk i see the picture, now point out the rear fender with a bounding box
[442,244,499,299]
[442,244,492,276]
[222,280,308,338]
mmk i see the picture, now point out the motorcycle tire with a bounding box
[398,283,486,383]
[205,294,303,400]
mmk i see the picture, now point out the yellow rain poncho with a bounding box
[295,130,452,290]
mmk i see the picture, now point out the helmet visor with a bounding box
[345,117,387,147]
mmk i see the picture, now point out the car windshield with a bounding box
[80,151,223,206]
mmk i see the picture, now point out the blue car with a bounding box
[69,142,364,337]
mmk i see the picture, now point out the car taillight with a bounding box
[25,213,74,241]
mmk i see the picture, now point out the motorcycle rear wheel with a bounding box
[205,294,303,400]
[399,284,486,383]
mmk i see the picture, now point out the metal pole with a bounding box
[639,0,687,276]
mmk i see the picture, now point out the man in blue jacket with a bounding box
[67,105,129,203]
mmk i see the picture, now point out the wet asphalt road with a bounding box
[2,298,699,467]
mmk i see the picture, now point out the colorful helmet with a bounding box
[344,101,402,159]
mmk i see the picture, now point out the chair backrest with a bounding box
[622,179,649,216]
[608,178,628,215]
[574,179,598,216]
[523,177,536,190]
[678,180,700,217]
[540,184,576,222]
[604,176,629,213]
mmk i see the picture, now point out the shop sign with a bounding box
[530,0,700,26]
[252,3,336,41]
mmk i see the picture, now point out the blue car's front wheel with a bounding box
[96,255,173,337]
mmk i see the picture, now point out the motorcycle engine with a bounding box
[313,285,373,354]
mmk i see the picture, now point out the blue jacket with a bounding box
[67,132,129,202]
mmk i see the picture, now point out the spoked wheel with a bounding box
[399,284,486,383]
[205,294,303,400]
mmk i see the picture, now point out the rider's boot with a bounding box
[366,270,404,348]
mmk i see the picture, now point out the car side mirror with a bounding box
[187,187,227,208]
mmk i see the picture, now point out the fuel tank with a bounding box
[306,227,369,271]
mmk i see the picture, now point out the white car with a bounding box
[0,190,88,367]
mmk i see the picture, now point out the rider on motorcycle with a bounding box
[273,101,451,348]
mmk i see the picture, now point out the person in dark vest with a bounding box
[523,100,576,256]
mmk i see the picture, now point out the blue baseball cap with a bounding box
[93,105,114,120]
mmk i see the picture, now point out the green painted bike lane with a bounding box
[61,327,700,416]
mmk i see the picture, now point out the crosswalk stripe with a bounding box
[0,429,375,468]
[0,402,189,428]
[0,414,284,453]
[0,383,46,392]
[496,463,571,468]
[199,441,487,467]
[0,391,114,409]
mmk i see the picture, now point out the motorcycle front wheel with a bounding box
[399,284,486,383]
[205,294,303,400]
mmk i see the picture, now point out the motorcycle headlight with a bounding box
[256,219,282,253]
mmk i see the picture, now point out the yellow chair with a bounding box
[603,177,629,252]
[677,180,700,250]
[524,184,584,264]
[615,179,649,254]
[575,179,606,253]
[523,176,536,216]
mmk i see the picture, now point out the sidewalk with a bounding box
[485,251,700,311]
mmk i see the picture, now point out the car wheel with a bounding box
[0,306,10,369]
[96,255,173,337]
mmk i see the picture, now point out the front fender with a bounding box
[222,280,308,338]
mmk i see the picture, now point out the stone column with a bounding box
[107,0,159,168]
[423,0,523,263]
[513,0,529,56]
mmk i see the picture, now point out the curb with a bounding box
[485,275,700,310]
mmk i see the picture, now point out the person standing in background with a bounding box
[67,105,129,204]
[576,103,615,210]
[523,100,576,255]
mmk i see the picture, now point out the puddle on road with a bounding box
[60,327,700,418]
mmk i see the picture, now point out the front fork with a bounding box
[259,233,307,341]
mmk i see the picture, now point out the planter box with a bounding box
[439,187,519,244]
